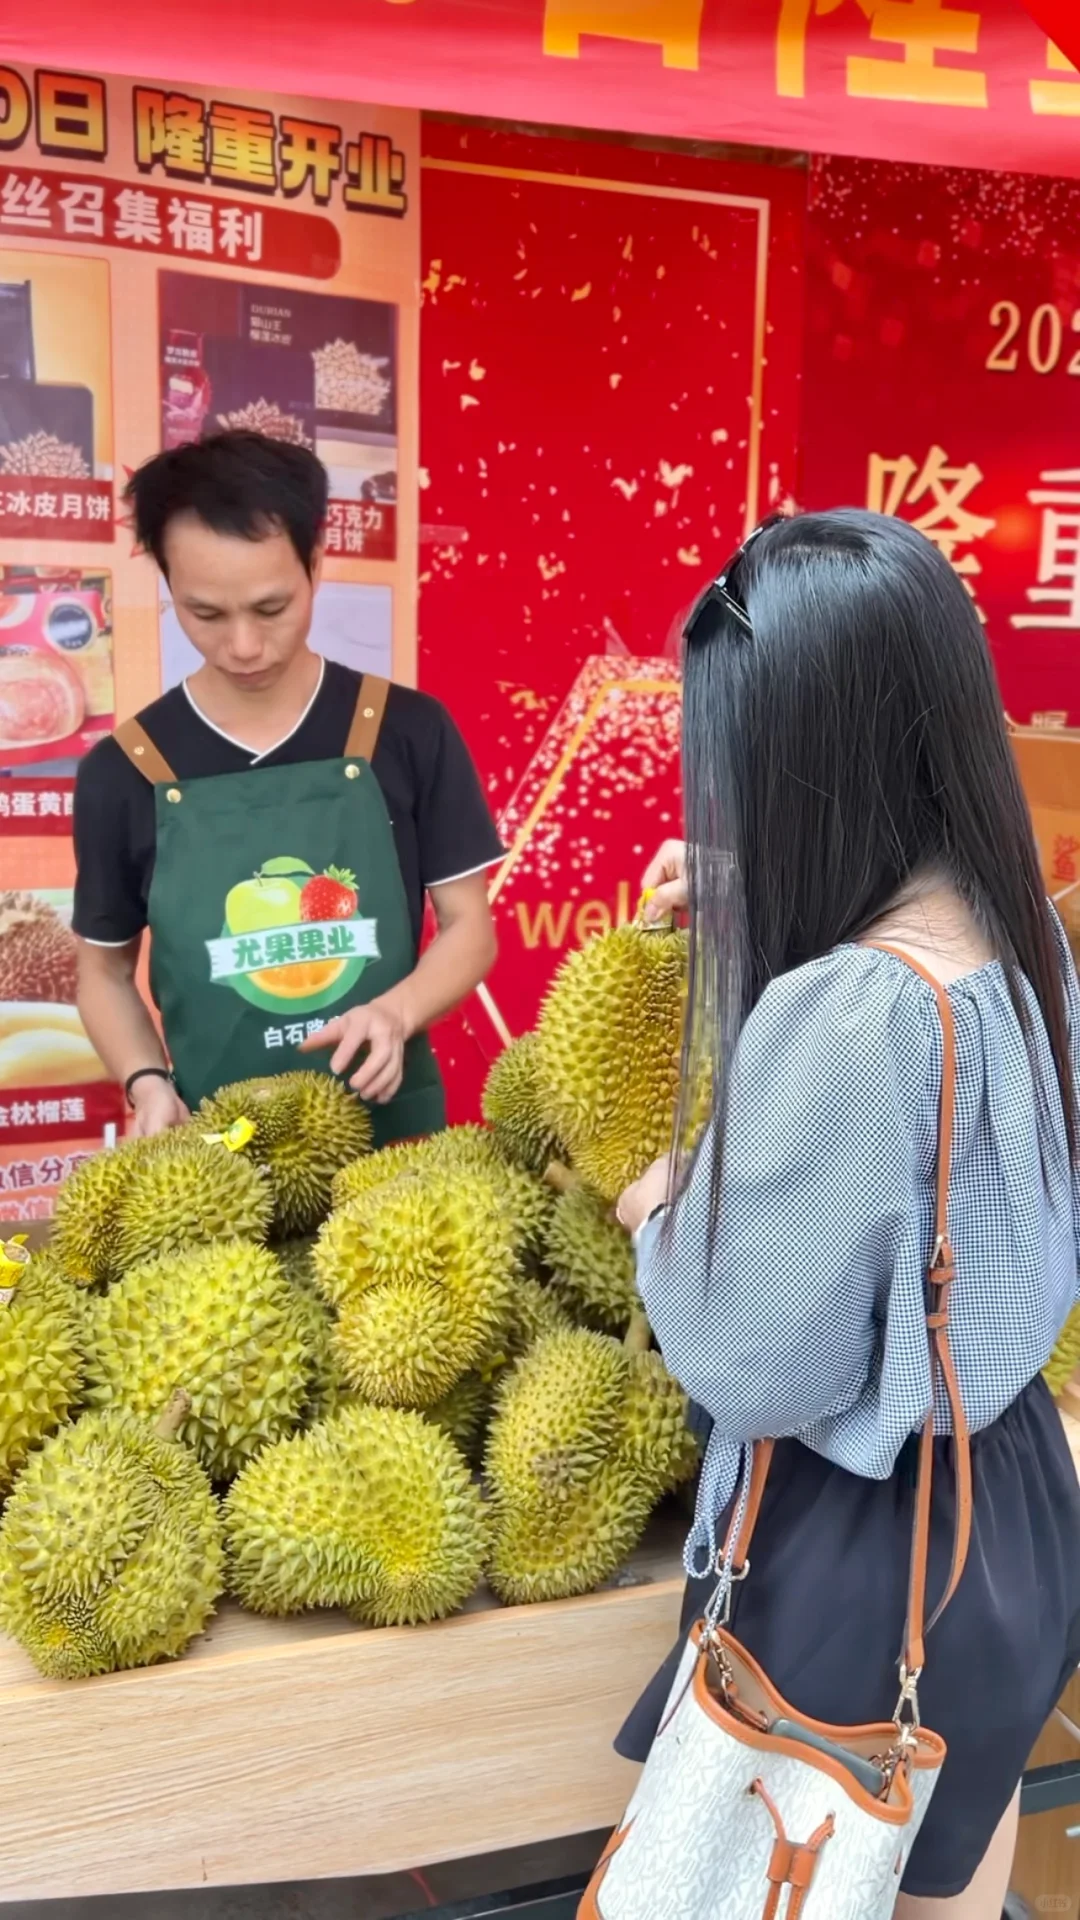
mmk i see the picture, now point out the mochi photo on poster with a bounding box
[157,270,398,560]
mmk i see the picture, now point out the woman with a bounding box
[616,509,1080,1919]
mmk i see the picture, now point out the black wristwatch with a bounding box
[124,1066,175,1108]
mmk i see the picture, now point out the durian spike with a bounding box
[543,1161,581,1197]
[155,1389,192,1440]
[623,1308,652,1355]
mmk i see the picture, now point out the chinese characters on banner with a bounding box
[801,151,1080,935]
[0,66,419,1214]
[2,0,1078,181]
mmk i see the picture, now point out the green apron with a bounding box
[114,676,446,1148]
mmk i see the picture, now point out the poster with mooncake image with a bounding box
[159,270,398,560]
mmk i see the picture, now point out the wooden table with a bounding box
[1,1419,1077,1906]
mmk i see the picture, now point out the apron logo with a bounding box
[210,857,379,1017]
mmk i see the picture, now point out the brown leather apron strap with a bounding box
[113,717,178,785]
[344,676,390,764]
[721,943,973,1680]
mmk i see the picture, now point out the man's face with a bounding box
[163,512,322,693]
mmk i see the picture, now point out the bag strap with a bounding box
[113,717,178,785]
[720,943,973,1685]
[344,675,390,764]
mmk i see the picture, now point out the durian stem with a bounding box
[543,1161,581,1196]
[155,1389,192,1440]
[624,1308,653,1355]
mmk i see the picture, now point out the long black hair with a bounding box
[676,507,1076,1232]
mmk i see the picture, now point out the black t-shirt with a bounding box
[73,661,504,954]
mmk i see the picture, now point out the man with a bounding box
[73,431,501,1143]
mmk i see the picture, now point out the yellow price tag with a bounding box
[0,1233,30,1301]
[201,1117,256,1153]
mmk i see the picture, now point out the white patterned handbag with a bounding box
[580,949,974,1920]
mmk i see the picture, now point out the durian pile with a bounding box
[0,914,702,1682]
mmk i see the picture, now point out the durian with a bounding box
[314,1167,516,1407]
[0,1251,84,1495]
[199,1072,372,1236]
[114,1133,273,1271]
[1044,1304,1080,1397]
[84,1240,312,1481]
[334,1127,552,1267]
[275,1238,349,1424]
[0,891,78,1003]
[485,1326,698,1605]
[533,921,688,1201]
[508,1273,574,1355]
[224,1402,488,1624]
[483,1033,565,1174]
[544,1183,638,1332]
[51,1135,156,1286]
[426,1371,491,1459]
[0,1393,224,1677]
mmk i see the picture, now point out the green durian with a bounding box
[486,1456,656,1607]
[1044,1304,1080,1397]
[543,1184,638,1332]
[533,921,687,1201]
[50,1135,156,1286]
[114,1134,273,1271]
[482,1033,565,1174]
[224,1401,488,1625]
[84,1240,312,1481]
[199,1072,372,1236]
[0,1394,224,1677]
[331,1139,424,1211]
[333,1128,552,1268]
[507,1274,574,1355]
[485,1328,629,1505]
[0,1254,84,1495]
[275,1238,349,1424]
[315,1168,516,1408]
[426,1371,491,1459]
[484,1325,698,1605]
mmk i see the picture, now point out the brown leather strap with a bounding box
[722,943,973,1684]
[344,675,390,764]
[868,943,972,1676]
[113,717,177,785]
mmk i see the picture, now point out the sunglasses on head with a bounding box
[683,511,786,648]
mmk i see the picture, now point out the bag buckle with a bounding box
[893,1663,922,1744]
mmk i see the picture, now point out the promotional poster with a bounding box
[0,63,419,1213]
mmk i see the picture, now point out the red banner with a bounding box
[3,2,1079,183]
[0,163,340,279]
[0,1082,124,1145]
[800,152,1080,730]
[0,782,75,834]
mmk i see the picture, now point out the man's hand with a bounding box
[642,840,688,921]
[130,1076,190,1138]
[300,997,409,1104]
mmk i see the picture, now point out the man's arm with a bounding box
[77,938,189,1135]
[300,871,497,1103]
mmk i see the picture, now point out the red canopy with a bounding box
[1,1,1079,179]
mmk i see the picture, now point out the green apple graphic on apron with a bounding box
[114,678,446,1147]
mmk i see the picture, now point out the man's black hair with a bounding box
[125,432,328,577]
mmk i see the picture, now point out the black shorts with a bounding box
[615,1372,1080,1900]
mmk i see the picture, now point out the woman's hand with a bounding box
[616,1155,674,1236]
[642,840,688,922]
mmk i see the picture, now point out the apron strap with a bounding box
[344,676,390,765]
[113,718,178,785]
